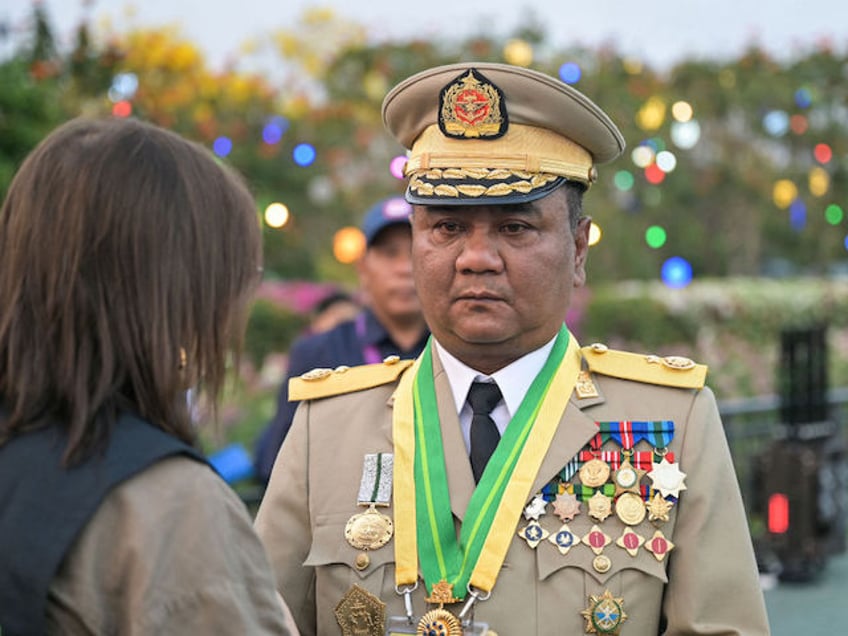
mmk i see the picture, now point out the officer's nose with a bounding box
[456,226,503,274]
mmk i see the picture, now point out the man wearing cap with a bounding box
[255,63,769,635]
[253,197,429,484]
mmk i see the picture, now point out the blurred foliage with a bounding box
[3,4,848,455]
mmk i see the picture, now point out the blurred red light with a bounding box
[768,493,790,534]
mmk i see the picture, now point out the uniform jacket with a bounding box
[255,343,770,635]
[254,308,429,483]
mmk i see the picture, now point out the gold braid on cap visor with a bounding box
[404,123,598,198]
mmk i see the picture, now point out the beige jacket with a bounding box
[47,455,298,635]
[256,347,769,635]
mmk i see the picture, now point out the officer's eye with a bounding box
[434,220,463,234]
[501,222,530,234]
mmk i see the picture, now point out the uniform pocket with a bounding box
[305,513,396,579]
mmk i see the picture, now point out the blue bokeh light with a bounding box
[763,110,790,137]
[213,136,233,158]
[661,256,693,288]
[293,143,317,167]
[558,62,582,84]
[794,88,813,109]
[789,199,807,231]
[262,116,289,145]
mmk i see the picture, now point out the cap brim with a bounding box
[404,176,567,206]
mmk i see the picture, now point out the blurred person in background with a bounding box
[253,196,429,484]
[307,289,362,335]
[0,117,298,634]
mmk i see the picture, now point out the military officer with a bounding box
[255,62,770,635]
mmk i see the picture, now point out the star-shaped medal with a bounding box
[646,492,674,523]
[613,456,646,496]
[552,492,581,522]
[645,529,675,561]
[587,490,613,522]
[581,589,628,635]
[548,523,578,555]
[581,524,611,555]
[615,528,645,557]
[647,458,687,498]
[523,494,548,520]
[517,521,549,548]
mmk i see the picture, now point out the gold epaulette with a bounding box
[289,357,415,401]
[581,343,707,389]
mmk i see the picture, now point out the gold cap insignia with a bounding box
[439,69,508,140]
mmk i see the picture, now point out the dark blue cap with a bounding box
[360,196,413,246]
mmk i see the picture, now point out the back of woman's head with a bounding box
[0,117,262,463]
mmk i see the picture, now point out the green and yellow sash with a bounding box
[393,325,582,597]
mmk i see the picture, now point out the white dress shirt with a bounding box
[433,334,558,453]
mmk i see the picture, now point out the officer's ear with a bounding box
[573,216,591,288]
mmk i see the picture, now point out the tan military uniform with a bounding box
[48,456,298,635]
[255,345,769,635]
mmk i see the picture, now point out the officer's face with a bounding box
[357,224,421,322]
[411,188,589,373]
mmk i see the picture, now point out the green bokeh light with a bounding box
[825,204,844,225]
[614,170,635,191]
[645,225,667,248]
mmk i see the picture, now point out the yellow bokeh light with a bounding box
[588,222,602,246]
[809,167,830,197]
[671,101,693,122]
[264,202,290,228]
[636,96,666,131]
[503,39,533,67]
[622,57,643,75]
[772,180,798,209]
[334,226,366,264]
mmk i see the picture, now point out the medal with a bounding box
[346,453,394,551]
[517,520,549,548]
[552,492,581,522]
[614,492,647,526]
[645,529,675,561]
[581,524,611,555]
[417,580,462,636]
[587,490,613,522]
[647,458,687,498]
[646,492,674,523]
[580,589,628,635]
[612,453,645,496]
[615,528,645,557]
[334,584,386,636]
[548,523,578,555]
[579,457,610,488]
[523,494,548,520]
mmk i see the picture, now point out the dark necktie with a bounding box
[468,381,503,483]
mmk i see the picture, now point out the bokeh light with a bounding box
[558,62,582,84]
[809,167,830,197]
[293,143,317,166]
[636,96,666,131]
[645,225,667,248]
[503,39,533,66]
[794,87,813,109]
[631,145,655,168]
[772,180,798,209]
[790,114,808,135]
[614,170,635,191]
[389,155,407,179]
[588,222,602,246]
[112,101,132,118]
[108,72,138,102]
[661,257,693,288]
[333,226,366,263]
[213,136,233,157]
[670,120,701,149]
[656,151,677,173]
[825,204,844,225]
[814,143,833,164]
[645,164,665,185]
[763,110,790,137]
[264,202,290,229]
[789,199,807,231]
[262,116,289,145]
[671,101,693,122]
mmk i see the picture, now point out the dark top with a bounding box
[0,413,206,635]
[253,308,429,483]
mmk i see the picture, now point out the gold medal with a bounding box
[615,528,645,557]
[612,454,645,496]
[646,492,674,523]
[579,457,611,488]
[345,505,394,551]
[517,520,549,548]
[581,524,611,555]
[645,529,675,561]
[334,584,386,636]
[587,490,613,522]
[418,580,462,635]
[548,523,578,555]
[614,492,647,526]
[580,589,628,635]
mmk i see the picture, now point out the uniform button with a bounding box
[334,365,350,373]
[589,343,608,353]
[354,552,370,570]
[592,554,612,573]
[383,355,400,365]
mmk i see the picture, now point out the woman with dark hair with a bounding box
[0,117,297,634]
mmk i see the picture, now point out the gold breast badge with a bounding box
[581,589,628,635]
[417,580,462,636]
[334,584,386,636]
[345,505,394,551]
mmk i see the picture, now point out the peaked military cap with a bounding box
[382,62,626,205]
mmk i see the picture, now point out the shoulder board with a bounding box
[289,358,415,401]
[581,343,707,389]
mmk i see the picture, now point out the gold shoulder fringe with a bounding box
[581,344,707,389]
[289,359,415,401]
